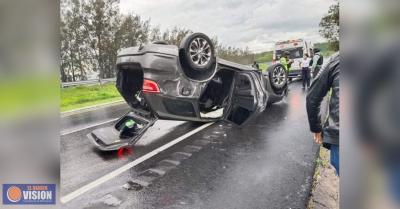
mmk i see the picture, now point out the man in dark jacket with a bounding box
[306,52,339,174]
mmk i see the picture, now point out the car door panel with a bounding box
[224,72,263,125]
[88,110,157,151]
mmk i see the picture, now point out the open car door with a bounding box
[87,109,157,151]
[224,71,267,125]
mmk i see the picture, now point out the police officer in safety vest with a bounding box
[279,51,293,72]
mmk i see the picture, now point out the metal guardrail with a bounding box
[61,78,116,88]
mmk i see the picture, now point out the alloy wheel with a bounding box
[189,37,212,67]
[272,65,286,86]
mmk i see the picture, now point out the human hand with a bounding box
[313,132,323,144]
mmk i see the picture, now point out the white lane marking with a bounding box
[60,122,214,204]
[61,100,125,118]
[60,118,119,136]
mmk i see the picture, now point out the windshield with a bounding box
[275,47,304,59]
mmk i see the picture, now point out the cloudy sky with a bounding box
[120,0,335,52]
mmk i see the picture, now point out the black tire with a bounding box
[179,33,217,81]
[268,63,288,94]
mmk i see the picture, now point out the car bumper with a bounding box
[288,69,302,78]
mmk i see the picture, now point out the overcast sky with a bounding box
[120,0,335,52]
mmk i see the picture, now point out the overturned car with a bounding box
[88,33,288,151]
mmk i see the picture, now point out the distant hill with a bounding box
[254,51,273,63]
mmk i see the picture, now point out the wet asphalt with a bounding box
[61,102,130,135]
[61,81,319,209]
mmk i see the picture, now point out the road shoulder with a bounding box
[308,147,339,209]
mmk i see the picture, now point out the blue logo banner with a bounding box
[2,184,56,205]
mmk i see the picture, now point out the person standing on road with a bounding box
[280,51,294,82]
[280,51,293,73]
[300,53,311,89]
[310,48,324,79]
[252,61,260,70]
[306,53,340,175]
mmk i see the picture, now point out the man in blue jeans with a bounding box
[306,53,340,175]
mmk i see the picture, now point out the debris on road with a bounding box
[122,181,143,191]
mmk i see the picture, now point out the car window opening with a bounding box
[199,69,234,118]
[276,47,304,59]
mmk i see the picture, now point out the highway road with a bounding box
[60,81,319,209]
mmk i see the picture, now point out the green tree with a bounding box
[149,26,162,42]
[319,1,339,51]
[115,14,150,48]
[83,0,120,79]
[61,0,92,82]
[60,0,258,80]
[161,27,191,46]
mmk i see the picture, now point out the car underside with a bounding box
[88,33,288,151]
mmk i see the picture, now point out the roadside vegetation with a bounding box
[255,51,273,71]
[319,0,339,51]
[314,42,336,57]
[255,51,274,63]
[61,83,121,112]
[60,0,258,83]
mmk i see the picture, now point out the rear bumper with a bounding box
[117,50,212,121]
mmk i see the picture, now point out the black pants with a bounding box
[302,67,310,88]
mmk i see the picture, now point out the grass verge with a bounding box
[61,83,122,112]
[258,62,269,72]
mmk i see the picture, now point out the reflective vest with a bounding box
[280,57,290,71]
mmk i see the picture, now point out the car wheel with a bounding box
[179,33,217,81]
[268,63,288,93]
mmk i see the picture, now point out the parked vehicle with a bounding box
[88,33,288,151]
[273,39,314,79]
